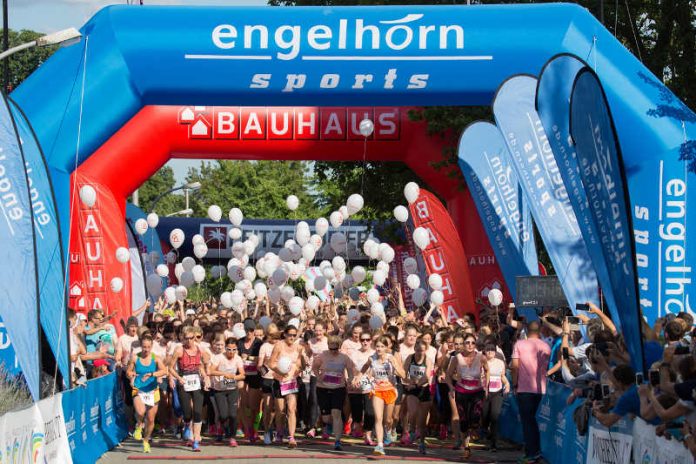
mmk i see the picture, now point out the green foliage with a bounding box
[185,160,321,219]
[0,29,58,92]
[0,365,31,416]
[129,166,185,215]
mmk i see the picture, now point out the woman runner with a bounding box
[347,330,376,445]
[403,339,434,454]
[209,337,246,447]
[269,325,305,448]
[238,320,263,442]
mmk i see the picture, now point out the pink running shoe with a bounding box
[364,436,376,446]
[400,433,411,446]
[229,438,238,447]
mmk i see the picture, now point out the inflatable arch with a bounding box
[12,4,695,327]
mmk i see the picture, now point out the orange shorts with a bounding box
[372,387,397,405]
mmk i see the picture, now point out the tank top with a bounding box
[407,357,427,384]
[371,354,396,391]
[273,345,300,381]
[319,354,346,389]
[134,354,157,392]
[178,346,202,376]
[487,358,505,393]
[212,353,242,391]
[238,338,263,376]
[456,352,483,393]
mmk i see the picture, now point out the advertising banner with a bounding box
[0,94,40,399]
[586,417,633,464]
[536,381,573,464]
[408,189,476,321]
[458,121,538,298]
[493,75,598,312]
[125,223,147,325]
[9,99,70,385]
[570,69,644,373]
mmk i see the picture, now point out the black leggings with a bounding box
[178,386,205,423]
[455,390,484,432]
[481,390,503,445]
[214,389,240,433]
[348,393,374,431]
[437,382,452,424]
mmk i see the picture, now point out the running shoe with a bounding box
[263,430,272,445]
[305,428,316,439]
[192,440,201,452]
[439,424,448,440]
[275,431,284,444]
[373,444,385,456]
[254,411,263,431]
[334,440,342,451]
[183,426,193,443]
[418,442,426,455]
[364,436,376,446]
[383,432,392,447]
[229,438,238,447]
[343,419,352,435]
[400,432,411,446]
[143,440,151,453]
[133,426,143,441]
[390,429,398,443]
[249,430,258,443]
[288,437,297,449]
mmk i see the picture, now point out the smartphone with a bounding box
[562,347,570,360]
[635,373,644,385]
[575,303,590,312]
[567,316,581,325]
[593,383,603,401]
[649,369,661,387]
[601,384,611,398]
[675,345,690,355]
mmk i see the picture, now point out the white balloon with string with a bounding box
[376,261,390,274]
[313,275,327,292]
[248,233,259,247]
[192,265,206,283]
[233,323,246,339]
[110,277,124,293]
[372,269,386,286]
[306,295,320,311]
[232,242,247,260]
[281,286,295,303]
[322,266,336,282]
[404,182,420,204]
[403,257,418,275]
[371,302,385,317]
[193,244,208,260]
[286,195,299,211]
[407,274,420,290]
[315,218,329,236]
[380,246,395,263]
[332,256,346,272]
[192,234,205,246]
[228,228,242,240]
[393,205,409,223]
[254,281,268,298]
[156,264,169,278]
[329,211,343,228]
[268,287,281,304]
[289,297,304,316]
[181,257,195,271]
[412,288,427,306]
[359,118,374,137]
[351,266,366,284]
[147,274,163,297]
[428,273,443,291]
[272,268,288,287]
[135,219,148,236]
[279,247,293,262]
[430,290,444,306]
[243,240,255,256]
[179,271,194,288]
[301,244,315,262]
[412,227,430,250]
[147,212,159,229]
[347,194,364,215]
[367,288,380,305]
[166,251,177,264]
[229,208,244,226]
[295,228,311,246]
[164,286,176,304]
[310,234,323,251]
[208,205,222,222]
[175,285,188,301]
[339,205,349,220]
[242,266,256,282]
[330,233,347,254]
[347,308,360,325]
[169,229,185,249]
[79,185,97,208]
[342,274,354,289]
[231,290,245,307]
[174,263,184,281]
[115,247,130,263]
[369,314,384,331]
[228,265,244,283]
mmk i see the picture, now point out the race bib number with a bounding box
[243,360,258,375]
[323,372,343,386]
[488,378,503,391]
[138,390,157,407]
[359,376,374,393]
[222,377,237,390]
[280,379,299,396]
[183,374,201,392]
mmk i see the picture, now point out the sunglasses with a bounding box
[225,347,237,352]
[464,341,476,345]
[360,338,372,342]
[286,333,298,338]
[195,335,203,339]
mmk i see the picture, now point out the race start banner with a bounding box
[493,75,598,312]
[458,121,539,299]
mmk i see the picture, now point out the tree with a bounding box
[184,160,322,219]
[0,29,58,92]
[130,166,184,215]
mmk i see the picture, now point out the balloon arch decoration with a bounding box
[12,3,694,350]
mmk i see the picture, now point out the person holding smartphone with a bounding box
[593,364,660,427]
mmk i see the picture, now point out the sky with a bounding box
[6,0,269,185]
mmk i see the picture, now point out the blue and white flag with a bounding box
[9,99,70,386]
[457,121,538,298]
[536,55,622,330]
[570,69,645,373]
[0,94,40,399]
[493,75,598,312]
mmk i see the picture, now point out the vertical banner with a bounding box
[569,69,645,373]
[586,417,633,464]
[0,317,20,375]
[0,94,40,399]
[457,121,539,298]
[125,222,147,325]
[9,99,70,386]
[408,189,476,321]
[493,75,598,312]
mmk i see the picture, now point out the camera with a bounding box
[649,369,661,387]
[575,303,589,312]
[635,373,644,386]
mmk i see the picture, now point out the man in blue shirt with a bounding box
[592,364,660,426]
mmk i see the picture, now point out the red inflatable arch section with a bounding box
[68,106,506,331]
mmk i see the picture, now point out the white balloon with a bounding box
[278,356,292,374]
[254,282,268,298]
[330,233,347,253]
[319,260,332,270]
[351,266,367,284]
[295,228,311,246]
[243,266,256,282]
[164,286,176,304]
[243,240,255,256]
[342,274,354,288]
[363,239,376,256]
[380,246,395,263]
[393,205,409,223]
[281,286,295,303]
[404,257,418,275]
[428,273,443,291]
[259,316,272,329]
[231,242,246,260]
[232,323,246,339]
[488,288,504,306]
[182,256,196,271]
[207,205,222,222]
[412,288,427,306]
[367,288,381,304]
[296,220,310,231]
[430,290,444,306]
[301,244,316,262]
[192,234,205,246]
[329,211,343,228]
[210,265,224,279]
[313,275,327,291]
[220,292,233,308]
[109,277,123,293]
[228,265,244,283]
[268,287,281,304]
[376,261,390,274]
[193,243,208,260]
[248,234,259,247]
[279,247,293,262]
[272,268,288,286]
[306,295,320,311]
[79,185,97,208]
[231,290,245,307]
[369,314,385,330]
[347,308,360,324]
[229,207,244,226]
[135,218,148,236]
[310,234,323,251]
[166,251,177,264]
[176,285,188,301]
[286,195,299,211]
[315,218,329,236]
[406,274,420,290]
[332,256,346,272]
[359,118,374,137]
[115,247,130,263]
[404,182,420,204]
[146,274,163,297]
[372,269,386,286]
[346,193,364,215]
[349,287,361,301]
[371,302,385,316]
[169,228,185,249]
[192,265,206,283]
[366,243,380,260]
[228,227,242,240]
[322,266,336,281]
[174,263,184,281]
[289,296,304,316]
[146,212,159,229]
[179,271,194,288]
[339,205,349,220]
[156,264,169,277]
[412,227,430,250]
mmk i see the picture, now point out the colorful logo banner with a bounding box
[458,121,538,298]
[493,75,598,311]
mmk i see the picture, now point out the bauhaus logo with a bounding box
[178,106,400,141]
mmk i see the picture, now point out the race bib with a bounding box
[183,374,201,392]
[280,379,299,396]
[222,377,237,390]
[323,372,343,386]
[488,378,503,391]
[359,376,374,393]
[138,390,157,407]
[243,360,258,375]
